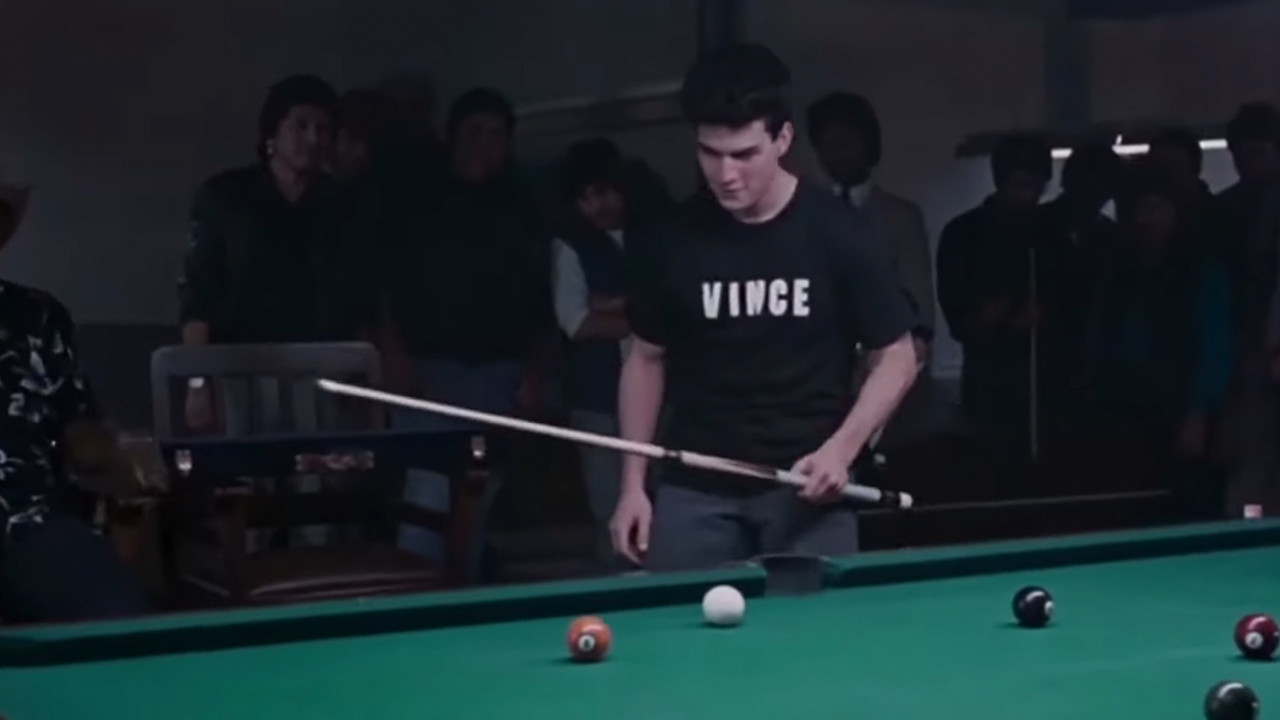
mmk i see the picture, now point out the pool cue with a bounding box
[1028,243,1040,462]
[316,378,912,509]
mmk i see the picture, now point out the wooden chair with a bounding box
[148,342,492,607]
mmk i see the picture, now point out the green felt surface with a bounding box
[3,523,1280,719]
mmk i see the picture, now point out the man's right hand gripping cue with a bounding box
[609,337,665,565]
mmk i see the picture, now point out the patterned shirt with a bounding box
[0,280,97,517]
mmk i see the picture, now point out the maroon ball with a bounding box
[1234,614,1279,660]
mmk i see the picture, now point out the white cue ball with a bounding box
[702,585,745,627]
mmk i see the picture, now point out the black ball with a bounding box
[1012,586,1053,628]
[1204,681,1259,720]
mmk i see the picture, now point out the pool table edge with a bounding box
[0,566,768,666]
[824,519,1280,588]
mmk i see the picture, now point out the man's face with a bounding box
[1131,194,1178,244]
[332,128,370,183]
[576,182,627,232]
[696,119,793,213]
[1231,139,1280,185]
[272,105,334,174]
[451,112,511,184]
[995,169,1047,212]
[813,121,870,186]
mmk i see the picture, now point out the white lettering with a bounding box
[701,277,812,318]
[793,278,811,316]
[767,279,789,316]
[744,280,768,316]
[701,282,723,319]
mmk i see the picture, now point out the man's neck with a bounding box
[269,159,315,202]
[734,172,799,224]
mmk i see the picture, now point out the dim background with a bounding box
[0,0,1273,420]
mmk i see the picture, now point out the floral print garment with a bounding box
[0,281,97,517]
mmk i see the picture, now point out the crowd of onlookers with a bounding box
[161,68,1280,573]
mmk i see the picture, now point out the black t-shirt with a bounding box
[626,180,913,487]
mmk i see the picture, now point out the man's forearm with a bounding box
[61,419,140,498]
[830,334,918,457]
[618,348,665,494]
[575,308,631,340]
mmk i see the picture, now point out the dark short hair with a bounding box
[1061,143,1124,195]
[680,43,792,135]
[446,87,515,138]
[562,137,624,200]
[1227,102,1280,149]
[258,74,338,151]
[1150,127,1202,174]
[337,88,396,149]
[990,134,1052,186]
[806,92,882,167]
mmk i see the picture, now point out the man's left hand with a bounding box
[791,439,859,504]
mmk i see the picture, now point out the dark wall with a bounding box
[77,324,177,431]
[1068,0,1249,19]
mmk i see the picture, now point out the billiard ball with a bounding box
[1204,681,1259,720]
[1234,613,1280,660]
[566,616,611,662]
[702,585,746,627]
[1011,586,1053,628]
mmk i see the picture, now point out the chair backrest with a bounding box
[150,342,382,440]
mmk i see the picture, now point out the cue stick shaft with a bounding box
[316,378,911,509]
[1029,243,1039,462]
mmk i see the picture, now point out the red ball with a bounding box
[566,616,611,663]
[1234,613,1279,660]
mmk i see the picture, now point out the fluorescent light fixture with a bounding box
[1051,135,1229,160]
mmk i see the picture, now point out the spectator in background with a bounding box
[1080,167,1231,520]
[1218,104,1280,515]
[1219,103,1280,342]
[0,193,162,622]
[1044,143,1123,280]
[551,139,634,566]
[1148,127,1215,252]
[1043,143,1124,423]
[807,91,945,447]
[333,88,395,186]
[807,92,934,345]
[378,88,553,579]
[936,135,1068,453]
[179,75,372,432]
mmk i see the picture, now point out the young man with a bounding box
[378,87,553,579]
[610,44,918,571]
[551,139,636,567]
[935,134,1067,449]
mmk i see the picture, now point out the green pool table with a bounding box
[4,520,1280,719]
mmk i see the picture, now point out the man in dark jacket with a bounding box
[936,135,1069,455]
[378,88,554,579]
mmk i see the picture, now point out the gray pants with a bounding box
[393,358,521,581]
[569,410,622,564]
[645,481,859,572]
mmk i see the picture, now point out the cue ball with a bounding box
[566,616,611,662]
[1204,681,1259,720]
[702,585,745,627]
[1234,613,1280,660]
[1011,586,1053,628]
